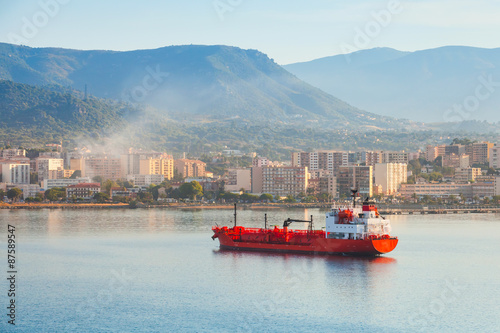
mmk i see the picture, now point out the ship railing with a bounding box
[331,204,354,211]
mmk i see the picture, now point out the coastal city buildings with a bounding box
[1,162,30,184]
[374,163,407,195]
[1,141,500,202]
[1,148,26,159]
[139,156,174,180]
[83,157,122,181]
[174,159,206,178]
[261,166,308,197]
[454,167,482,183]
[224,168,251,192]
[337,165,373,198]
[66,183,101,200]
[36,158,64,182]
[490,145,499,169]
[41,177,92,190]
[126,174,164,187]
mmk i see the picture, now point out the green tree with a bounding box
[137,191,153,203]
[218,191,239,202]
[93,192,110,203]
[102,179,119,194]
[179,181,203,200]
[0,189,5,201]
[240,193,259,202]
[92,175,104,183]
[302,195,317,203]
[487,168,498,175]
[30,172,38,184]
[117,179,134,188]
[45,188,66,202]
[70,170,82,179]
[7,188,23,202]
[318,193,330,202]
[259,193,273,202]
[172,169,184,182]
[284,195,296,203]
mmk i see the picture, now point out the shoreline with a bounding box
[1,202,500,214]
[0,202,328,210]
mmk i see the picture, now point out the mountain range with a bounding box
[0,79,436,158]
[0,42,406,130]
[284,46,500,122]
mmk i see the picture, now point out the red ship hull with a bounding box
[212,227,398,256]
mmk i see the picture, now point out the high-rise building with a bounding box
[292,151,347,174]
[120,153,141,177]
[364,151,383,166]
[0,149,26,159]
[225,168,251,192]
[455,168,482,183]
[251,167,264,194]
[337,166,373,198]
[139,157,174,180]
[1,162,30,184]
[442,154,469,168]
[490,145,500,169]
[425,145,438,162]
[36,158,64,182]
[174,159,206,178]
[445,144,465,156]
[84,157,121,181]
[467,142,495,164]
[374,163,407,195]
[381,152,409,164]
[261,166,308,197]
[70,158,85,174]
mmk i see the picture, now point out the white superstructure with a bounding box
[325,202,392,240]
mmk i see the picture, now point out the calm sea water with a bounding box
[0,208,499,332]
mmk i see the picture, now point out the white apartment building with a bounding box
[490,145,499,169]
[126,174,164,187]
[36,158,64,182]
[41,177,92,190]
[374,163,407,195]
[1,162,30,184]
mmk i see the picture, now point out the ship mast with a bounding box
[234,203,237,227]
[351,188,358,208]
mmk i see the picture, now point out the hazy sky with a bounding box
[0,0,499,64]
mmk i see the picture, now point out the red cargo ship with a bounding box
[212,196,398,256]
